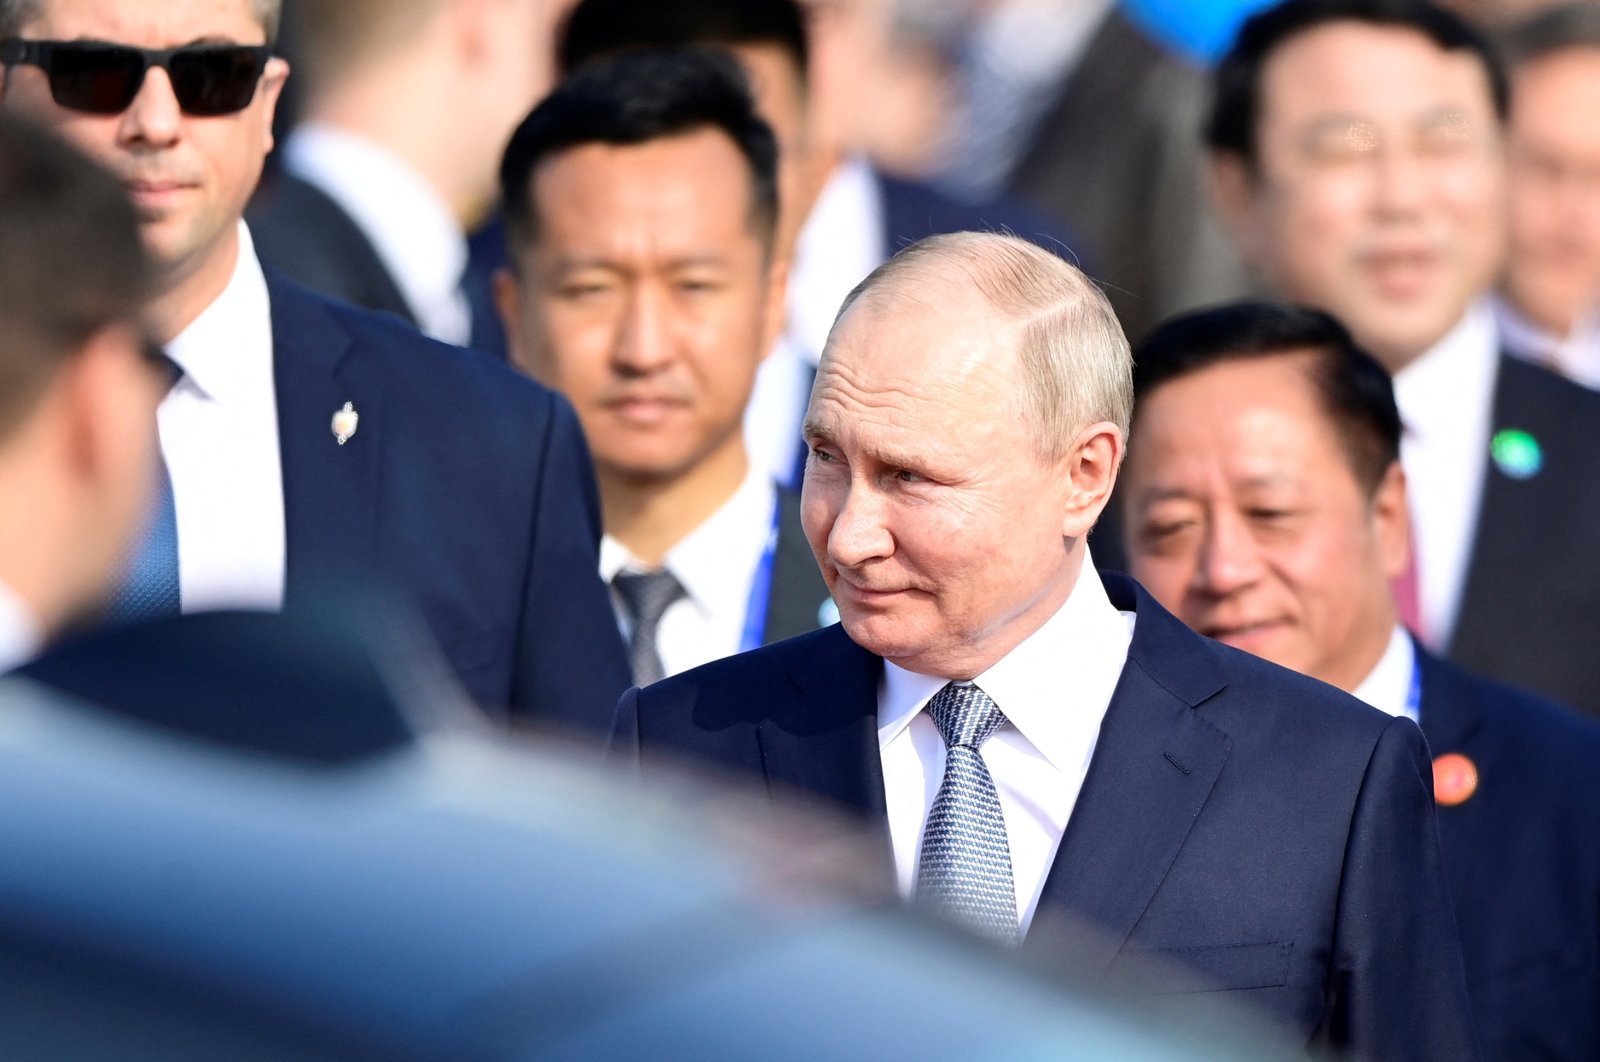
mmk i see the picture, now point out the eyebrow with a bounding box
[549,253,733,273]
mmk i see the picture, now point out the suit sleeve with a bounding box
[509,391,631,738]
[1323,716,1481,1061]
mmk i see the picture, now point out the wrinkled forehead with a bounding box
[821,278,1022,392]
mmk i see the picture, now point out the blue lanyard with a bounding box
[738,498,782,653]
[1405,656,1423,721]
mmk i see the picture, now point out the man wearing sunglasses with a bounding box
[0,0,632,737]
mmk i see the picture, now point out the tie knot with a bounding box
[926,683,1006,750]
[613,568,686,630]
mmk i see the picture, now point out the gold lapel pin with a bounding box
[331,401,359,445]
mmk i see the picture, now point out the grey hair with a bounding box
[0,0,282,45]
[830,231,1133,461]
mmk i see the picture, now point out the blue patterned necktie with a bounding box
[106,356,181,623]
[915,682,1018,944]
[612,569,686,686]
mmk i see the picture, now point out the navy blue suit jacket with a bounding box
[268,274,629,734]
[1416,642,1600,1061]
[1448,354,1600,717]
[614,572,1477,1059]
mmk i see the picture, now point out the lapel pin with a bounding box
[1490,429,1541,480]
[331,401,360,445]
[1432,752,1478,807]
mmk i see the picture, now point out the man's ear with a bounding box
[1208,151,1261,265]
[758,251,790,365]
[258,57,290,156]
[1061,421,1124,540]
[1372,460,1411,583]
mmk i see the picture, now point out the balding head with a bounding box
[829,232,1131,463]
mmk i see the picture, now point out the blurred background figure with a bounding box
[249,0,563,351]
[495,49,831,685]
[1494,2,1600,388]
[934,0,1253,342]
[1204,0,1600,717]
[0,113,158,669]
[1120,301,1600,1062]
[556,0,1072,493]
[1,0,629,735]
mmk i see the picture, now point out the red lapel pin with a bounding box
[1432,753,1478,807]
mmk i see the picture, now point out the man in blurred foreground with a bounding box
[615,231,1477,1059]
[0,112,160,668]
[1120,300,1600,1061]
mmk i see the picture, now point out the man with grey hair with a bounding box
[614,231,1476,1057]
[0,0,630,734]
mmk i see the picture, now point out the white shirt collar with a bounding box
[283,123,469,344]
[0,578,43,672]
[788,155,886,363]
[1389,299,1499,647]
[167,222,272,407]
[1350,625,1419,722]
[1392,299,1500,420]
[878,553,1132,773]
[600,461,777,622]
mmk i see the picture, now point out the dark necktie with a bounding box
[106,356,181,623]
[915,682,1018,944]
[612,569,686,686]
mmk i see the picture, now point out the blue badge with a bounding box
[1490,429,1542,480]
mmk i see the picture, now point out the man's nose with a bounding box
[827,481,894,568]
[118,65,183,148]
[1194,512,1265,597]
[610,286,673,375]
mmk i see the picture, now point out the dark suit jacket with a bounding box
[1448,353,1600,717]
[268,274,630,734]
[248,173,416,327]
[614,571,1477,1059]
[875,169,1075,264]
[1416,643,1600,1061]
[760,486,831,645]
[1005,9,1252,341]
[248,174,506,357]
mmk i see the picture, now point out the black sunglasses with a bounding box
[0,39,271,116]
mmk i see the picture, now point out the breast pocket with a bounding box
[1111,941,1294,994]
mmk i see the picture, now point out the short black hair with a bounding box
[1132,301,1402,495]
[1501,2,1600,68]
[1207,0,1509,166]
[498,48,780,260]
[0,112,150,440]
[557,0,808,81]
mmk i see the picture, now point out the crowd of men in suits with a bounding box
[2,0,1599,1057]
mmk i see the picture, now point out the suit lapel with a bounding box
[1032,574,1232,969]
[1414,644,1492,918]
[268,274,386,606]
[756,627,888,823]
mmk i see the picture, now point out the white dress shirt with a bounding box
[282,123,471,346]
[163,223,286,612]
[1350,625,1420,723]
[1493,292,1600,391]
[1391,301,1499,649]
[744,155,885,488]
[0,579,42,672]
[877,556,1136,934]
[599,463,778,677]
